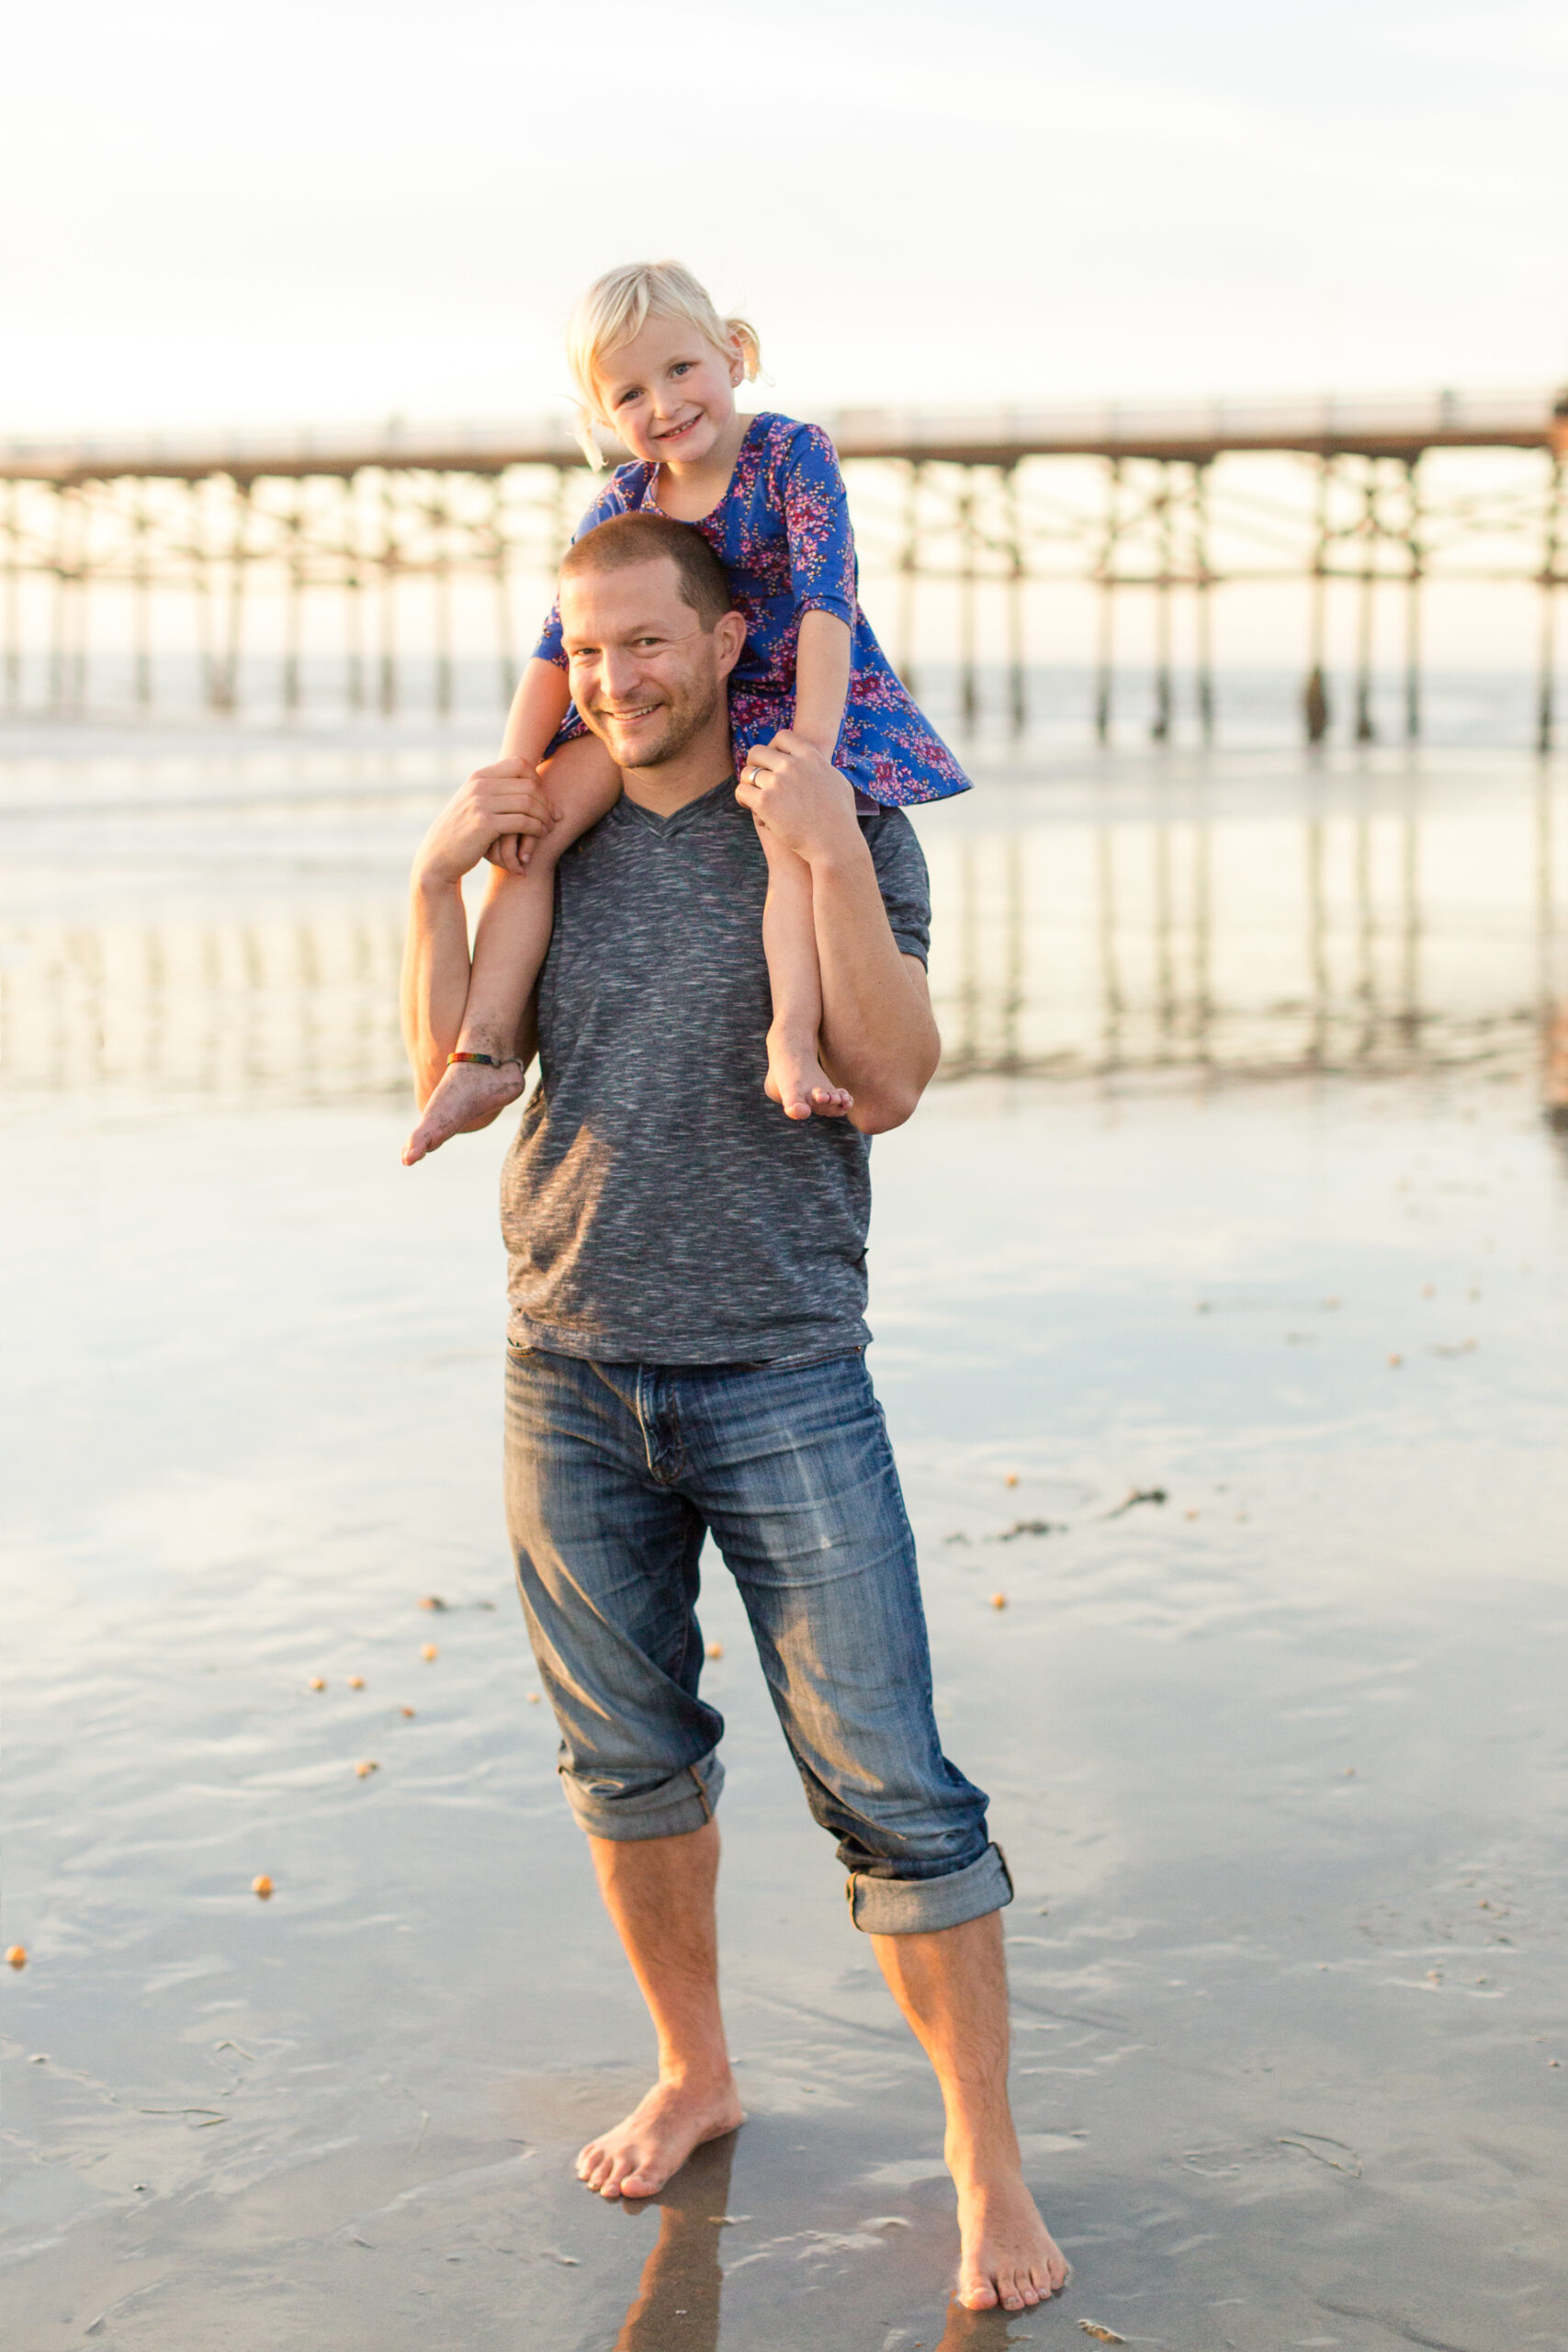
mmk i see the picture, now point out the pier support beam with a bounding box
[344,473,365,712]
[213,480,250,713]
[896,460,920,699]
[1151,463,1173,743]
[1403,455,1424,743]
[958,474,978,732]
[1303,455,1331,744]
[491,473,514,711]
[1354,466,1378,745]
[378,468,398,718]
[133,482,153,709]
[1005,462,1026,736]
[6,480,22,709]
[434,474,454,718]
[1539,442,1564,754]
[282,484,305,714]
[188,480,215,710]
[1193,461,1214,745]
[1094,460,1121,746]
[49,485,69,713]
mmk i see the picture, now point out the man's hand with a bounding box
[735,731,862,869]
[413,758,557,889]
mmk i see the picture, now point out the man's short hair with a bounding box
[558,512,734,631]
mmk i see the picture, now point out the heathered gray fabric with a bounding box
[500,780,931,1363]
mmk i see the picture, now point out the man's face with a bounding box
[559,559,735,771]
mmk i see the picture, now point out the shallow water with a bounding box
[4,729,1567,2350]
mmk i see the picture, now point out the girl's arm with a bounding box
[501,657,573,765]
[486,659,575,871]
[779,424,860,765]
[791,609,852,760]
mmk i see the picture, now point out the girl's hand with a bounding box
[415,757,557,888]
[476,759,559,874]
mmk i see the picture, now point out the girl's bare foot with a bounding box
[763,1026,853,1123]
[402,1057,525,1164]
[575,2074,745,2200]
[953,2169,1069,2313]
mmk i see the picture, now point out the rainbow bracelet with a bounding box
[446,1051,521,1069]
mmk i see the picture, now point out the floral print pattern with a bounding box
[532,413,970,808]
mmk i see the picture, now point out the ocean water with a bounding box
[3,722,1566,2350]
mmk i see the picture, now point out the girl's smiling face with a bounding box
[593,314,744,469]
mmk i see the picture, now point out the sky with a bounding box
[6,0,1568,435]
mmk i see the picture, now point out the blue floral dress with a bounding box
[531,411,970,808]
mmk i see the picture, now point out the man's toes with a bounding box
[958,2280,998,2312]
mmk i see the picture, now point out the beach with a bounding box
[4,730,1566,2349]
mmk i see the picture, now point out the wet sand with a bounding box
[3,735,1567,2349]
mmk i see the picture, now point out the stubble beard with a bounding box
[588,672,723,775]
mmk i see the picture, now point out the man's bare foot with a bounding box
[575,2075,745,2201]
[763,1028,853,1123]
[402,1057,525,1165]
[953,2169,1069,2313]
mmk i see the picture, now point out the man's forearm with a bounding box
[812,836,941,1133]
[400,874,473,1107]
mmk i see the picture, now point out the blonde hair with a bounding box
[567,260,762,469]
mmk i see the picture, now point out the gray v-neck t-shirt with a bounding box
[499,780,932,1364]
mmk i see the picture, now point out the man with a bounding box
[400,512,1067,2316]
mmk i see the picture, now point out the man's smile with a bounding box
[598,700,663,723]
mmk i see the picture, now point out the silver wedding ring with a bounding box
[741,766,757,786]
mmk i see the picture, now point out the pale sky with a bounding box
[6,0,1567,435]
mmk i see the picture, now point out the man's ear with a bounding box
[713,608,747,679]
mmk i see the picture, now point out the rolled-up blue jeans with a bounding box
[503,1344,1011,1936]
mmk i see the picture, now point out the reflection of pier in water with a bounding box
[930,767,1565,1101]
[3,767,1563,1114]
[0,899,407,1101]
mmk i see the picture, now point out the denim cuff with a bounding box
[845,1841,1014,1936]
[558,1749,724,1841]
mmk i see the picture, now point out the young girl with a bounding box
[402,260,970,1164]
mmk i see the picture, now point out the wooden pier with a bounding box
[4,388,1565,743]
